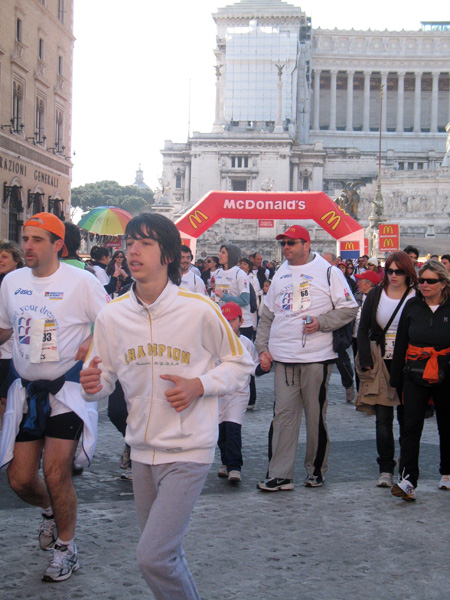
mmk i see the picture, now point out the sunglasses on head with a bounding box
[386,268,405,276]
[279,240,304,247]
[419,277,442,285]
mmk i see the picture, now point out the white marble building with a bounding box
[160,0,450,258]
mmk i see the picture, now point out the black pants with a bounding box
[218,421,242,471]
[336,349,353,389]
[400,375,450,488]
[107,381,128,437]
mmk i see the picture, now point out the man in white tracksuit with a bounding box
[80,213,253,600]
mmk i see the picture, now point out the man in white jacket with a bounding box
[80,213,253,600]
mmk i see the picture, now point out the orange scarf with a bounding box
[406,344,450,384]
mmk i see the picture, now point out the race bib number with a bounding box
[292,280,311,312]
[29,318,59,363]
[384,330,396,360]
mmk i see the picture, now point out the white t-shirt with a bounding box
[93,264,109,285]
[213,266,252,329]
[376,288,415,359]
[265,255,358,363]
[0,263,109,382]
[180,270,207,295]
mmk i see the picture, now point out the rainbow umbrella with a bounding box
[78,206,132,235]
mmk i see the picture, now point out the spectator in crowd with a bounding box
[440,254,450,274]
[105,250,133,296]
[404,245,420,274]
[180,245,206,294]
[201,256,220,294]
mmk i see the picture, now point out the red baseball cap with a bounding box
[355,271,381,285]
[221,302,242,321]
[276,225,310,243]
[23,212,68,257]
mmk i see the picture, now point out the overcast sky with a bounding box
[71,0,448,190]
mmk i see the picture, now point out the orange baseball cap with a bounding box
[221,302,242,321]
[276,225,310,243]
[23,212,68,257]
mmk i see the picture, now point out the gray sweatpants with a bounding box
[132,460,211,600]
[268,361,333,481]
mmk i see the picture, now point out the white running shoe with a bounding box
[439,475,450,490]
[377,472,394,488]
[42,544,80,582]
[391,475,416,501]
[39,514,57,551]
[228,470,242,483]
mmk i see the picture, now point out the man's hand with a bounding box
[302,315,320,334]
[80,356,103,395]
[75,334,93,362]
[160,374,204,412]
[259,350,273,372]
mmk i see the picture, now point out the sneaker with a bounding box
[246,404,255,411]
[377,472,394,488]
[120,444,131,470]
[217,465,228,478]
[257,477,294,492]
[42,544,80,582]
[72,460,84,476]
[304,474,323,487]
[228,470,242,483]
[439,475,450,490]
[346,386,355,403]
[120,467,133,481]
[391,475,416,501]
[39,514,57,551]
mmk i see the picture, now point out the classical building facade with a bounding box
[0,0,74,242]
[160,0,450,258]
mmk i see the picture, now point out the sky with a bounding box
[71,0,448,190]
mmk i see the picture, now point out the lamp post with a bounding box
[367,82,386,256]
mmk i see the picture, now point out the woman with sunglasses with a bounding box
[390,260,450,500]
[106,250,132,297]
[356,251,418,488]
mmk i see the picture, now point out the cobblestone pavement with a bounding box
[0,368,448,600]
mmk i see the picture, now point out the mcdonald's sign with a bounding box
[188,210,209,230]
[341,241,360,252]
[320,210,341,231]
[379,224,399,251]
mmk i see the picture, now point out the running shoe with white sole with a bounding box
[391,475,416,501]
[120,467,133,481]
[377,472,394,488]
[39,514,57,551]
[257,477,294,492]
[304,474,324,487]
[228,470,242,483]
[42,544,80,582]
[439,475,450,490]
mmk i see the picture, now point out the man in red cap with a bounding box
[0,213,108,582]
[255,224,358,491]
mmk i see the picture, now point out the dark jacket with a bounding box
[390,294,450,388]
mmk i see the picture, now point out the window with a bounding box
[58,55,63,76]
[58,0,65,24]
[16,18,22,42]
[35,98,45,142]
[175,174,182,189]
[39,38,44,60]
[231,179,247,191]
[231,156,248,168]
[12,81,23,132]
[302,176,309,191]
[55,109,63,151]
[398,162,404,170]
[408,162,414,170]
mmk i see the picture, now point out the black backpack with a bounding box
[249,282,258,313]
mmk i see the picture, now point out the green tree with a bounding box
[71,180,154,215]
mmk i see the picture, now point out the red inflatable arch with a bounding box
[175,191,364,251]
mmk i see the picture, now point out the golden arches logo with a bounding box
[381,225,394,235]
[382,238,394,248]
[320,210,341,231]
[188,210,209,230]
[343,242,355,250]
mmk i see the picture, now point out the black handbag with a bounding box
[327,267,354,354]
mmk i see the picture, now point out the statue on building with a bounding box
[336,181,363,220]
[261,178,274,191]
[214,64,224,78]
[442,123,450,167]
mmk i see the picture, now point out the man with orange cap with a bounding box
[0,213,108,583]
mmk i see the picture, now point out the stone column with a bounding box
[396,71,405,133]
[313,69,321,130]
[330,70,337,131]
[274,64,284,134]
[346,70,354,132]
[184,161,191,205]
[291,160,299,191]
[414,72,422,133]
[431,72,439,133]
[381,72,387,132]
[212,66,224,133]
[363,71,371,132]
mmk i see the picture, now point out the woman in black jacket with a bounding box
[390,260,450,501]
[357,251,417,488]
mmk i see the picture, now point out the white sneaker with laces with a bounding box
[228,470,242,483]
[42,544,80,582]
[377,472,394,488]
[39,514,57,551]
[439,475,450,490]
[391,474,416,501]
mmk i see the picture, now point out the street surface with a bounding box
[0,367,447,600]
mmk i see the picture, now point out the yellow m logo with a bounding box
[383,238,394,248]
[382,226,394,235]
[343,242,355,250]
[321,210,341,231]
[188,210,209,230]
